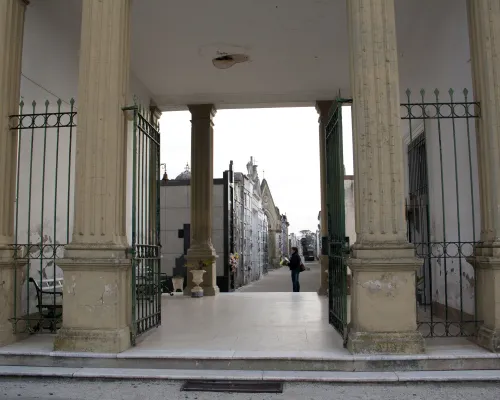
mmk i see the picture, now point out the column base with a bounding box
[184,245,220,297]
[347,330,425,354]
[467,252,500,353]
[475,325,500,353]
[0,259,27,347]
[54,256,132,353]
[54,326,130,353]
[183,264,220,297]
[347,244,424,354]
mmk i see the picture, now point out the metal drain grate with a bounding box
[181,380,283,393]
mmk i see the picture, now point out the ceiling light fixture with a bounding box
[212,53,249,69]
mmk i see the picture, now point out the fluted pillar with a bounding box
[184,104,220,296]
[346,0,424,354]
[316,100,333,296]
[467,0,500,352]
[54,0,132,353]
[0,0,28,347]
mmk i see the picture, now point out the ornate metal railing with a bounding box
[403,88,481,338]
[9,99,76,334]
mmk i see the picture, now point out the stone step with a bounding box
[0,350,499,372]
[1,366,500,383]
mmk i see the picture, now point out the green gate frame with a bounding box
[124,104,162,345]
[324,99,351,346]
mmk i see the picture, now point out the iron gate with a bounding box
[402,88,481,338]
[325,100,351,345]
[10,98,76,334]
[124,104,161,345]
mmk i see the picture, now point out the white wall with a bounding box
[160,183,225,276]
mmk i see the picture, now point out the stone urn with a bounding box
[171,276,184,293]
[190,269,205,298]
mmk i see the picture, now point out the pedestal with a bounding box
[347,246,425,354]
[0,260,27,346]
[53,258,132,353]
[183,253,219,297]
[468,255,500,352]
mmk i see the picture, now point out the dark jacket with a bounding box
[289,252,301,271]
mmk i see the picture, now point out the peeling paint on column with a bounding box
[68,276,76,295]
[361,273,407,296]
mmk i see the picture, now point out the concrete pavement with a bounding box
[1,378,500,400]
[238,261,320,292]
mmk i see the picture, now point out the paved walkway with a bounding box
[238,262,321,292]
[2,377,500,399]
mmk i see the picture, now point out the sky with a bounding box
[159,107,353,235]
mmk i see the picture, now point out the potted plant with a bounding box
[171,275,184,293]
[185,259,211,298]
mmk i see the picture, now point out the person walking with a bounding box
[288,246,302,292]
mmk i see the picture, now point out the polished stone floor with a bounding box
[134,291,346,353]
[0,264,491,359]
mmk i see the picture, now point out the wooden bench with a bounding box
[29,277,63,333]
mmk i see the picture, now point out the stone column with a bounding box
[54,0,132,353]
[346,0,424,354]
[316,101,333,296]
[184,104,220,296]
[0,0,28,347]
[467,0,500,352]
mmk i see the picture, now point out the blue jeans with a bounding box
[291,269,300,292]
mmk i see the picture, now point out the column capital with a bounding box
[149,103,162,122]
[315,100,334,122]
[188,104,217,121]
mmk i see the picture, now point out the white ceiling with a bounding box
[44,0,471,110]
[131,0,350,110]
